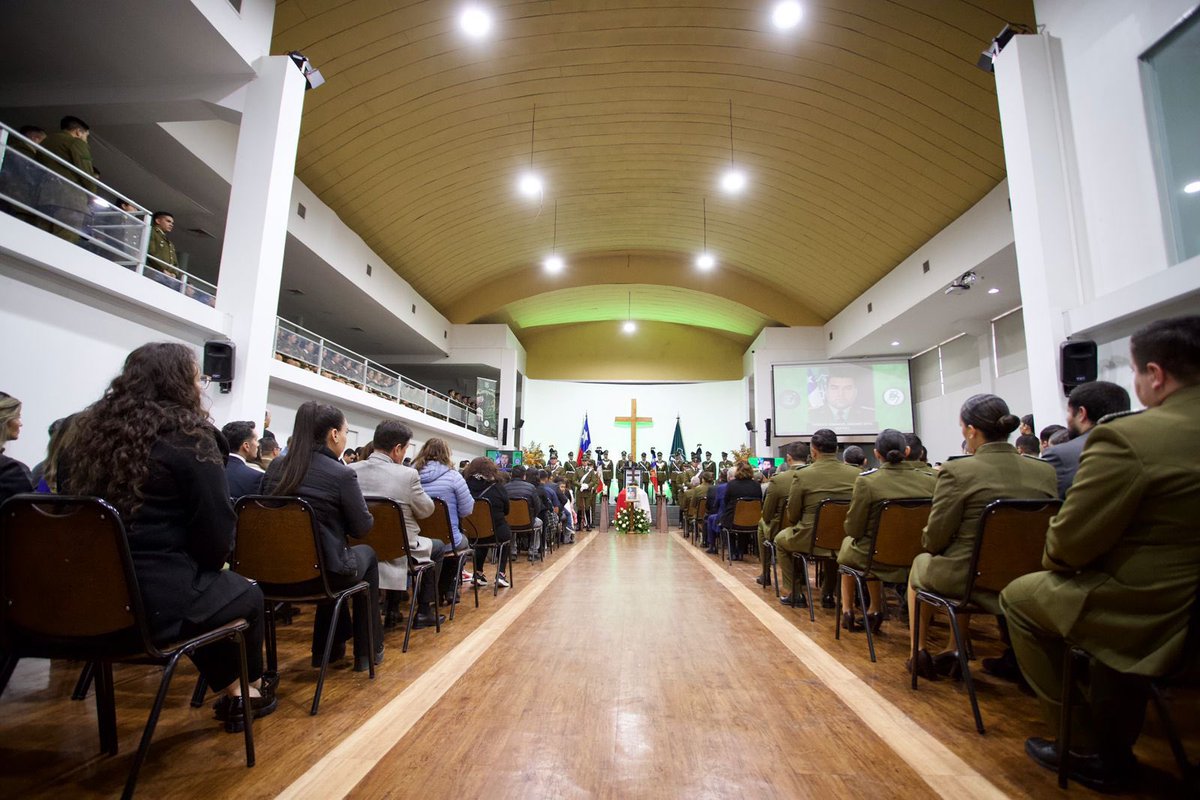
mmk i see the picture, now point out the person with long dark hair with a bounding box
[463,457,512,588]
[63,343,274,730]
[906,394,1055,680]
[262,401,382,671]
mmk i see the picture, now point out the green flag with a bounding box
[670,417,685,458]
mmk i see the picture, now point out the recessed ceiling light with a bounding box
[720,168,747,194]
[459,5,492,39]
[695,252,716,270]
[517,172,543,198]
[988,287,1000,294]
[1185,180,1200,194]
[623,320,637,334]
[543,254,564,273]
[771,1,803,30]
[890,341,900,347]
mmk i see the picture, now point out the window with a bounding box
[991,307,1027,377]
[1141,7,1200,263]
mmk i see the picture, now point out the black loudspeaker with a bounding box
[516,418,525,430]
[1061,340,1098,396]
[501,418,509,446]
[203,340,235,383]
[765,418,772,447]
[744,420,754,431]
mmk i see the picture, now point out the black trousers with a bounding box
[473,529,511,574]
[178,581,265,691]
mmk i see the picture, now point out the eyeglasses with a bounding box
[199,375,212,389]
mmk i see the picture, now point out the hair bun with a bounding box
[885,448,904,464]
[997,414,1021,435]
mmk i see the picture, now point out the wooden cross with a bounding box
[614,399,653,459]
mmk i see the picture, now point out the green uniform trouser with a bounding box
[774,526,837,599]
[1000,573,1148,753]
[578,490,594,526]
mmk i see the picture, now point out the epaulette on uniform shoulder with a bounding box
[859,467,878,476]
[945,454,971,461]
[1098,409,1143,425]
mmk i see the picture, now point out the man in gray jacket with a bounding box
[1043,381,1131,499]
[350,420,444,629]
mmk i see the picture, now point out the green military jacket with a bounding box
[599,461,615,493]
[615,459,629,489]
[911,441,1055,609]
[37,131,96,210]
[577,466,599,496]
[838,461,936,582]
[757,463,800,541]
[701,460,717,480]
[782,457,860,551]
[148,226,179,269]
[1028,384,1200,675]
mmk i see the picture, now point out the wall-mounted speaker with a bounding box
[1061,340,1098,396]
[765,418,773,448]
[203,340,235,383]
[501,418,509,446]
[744,420,754,431]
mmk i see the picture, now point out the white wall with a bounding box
[744,327,830,453]
[190,0,276,68]
[522,379,749,461]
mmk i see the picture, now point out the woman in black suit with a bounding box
[720,461,763,560]
[64,343,273,730]
[0,391,33,504]
[464,457,512,588]
[262,401,381,671]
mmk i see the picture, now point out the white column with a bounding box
[210,55,306,424]
[994,33,1091,432]
[498,349,519,447]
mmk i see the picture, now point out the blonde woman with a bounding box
[0,392,33,503]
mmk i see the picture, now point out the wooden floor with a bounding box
[1,522,1195,799]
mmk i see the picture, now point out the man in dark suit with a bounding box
[1041,381,1131,499]
[221,420,263,500]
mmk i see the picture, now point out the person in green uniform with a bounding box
[599,450,614,499]
[147,211,180,274]
[576,458,598,530]
[1001,316,1200,791]
[775,429,860,606]
[719,451,733,475]
[36,115,97,243]
[907,393,1056,680]
[756,441,809,587]
[701,451,717,482]
[836,429,936,632]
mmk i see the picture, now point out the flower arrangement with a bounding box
[521,442,545,468]
[615,505,651,534]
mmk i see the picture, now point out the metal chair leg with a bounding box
[945,606,984,734]
[312,595,349,715]
[856,575,876,662]
[190,672,207,707]
[0,652,17,697]
[1058,647,1078,788]
[235,632,256,767]
[72,660,96,700]
[121,653,183,800]
[403,571,421,653]
[799,554,816,621]
[770,544,781,598]
[911,596,922,691]
[834,573,843,641]
[96,661,118,756]
[264,602,279,674]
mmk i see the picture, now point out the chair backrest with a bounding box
[732,497,763,528]
[0,495,151,653]
[696,497,708,519]
[506,496,533,530]
[461,497,496,543]
[868,498,933,568]
[967,499,1062,596]
[362,496,410,563]
[811,498,851,552]
[417,497,455,545]
[232,496,324,587]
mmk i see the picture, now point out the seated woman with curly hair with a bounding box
[63,342,274,730]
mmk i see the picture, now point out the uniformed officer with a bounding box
[701,451,717,481]
[756,441,809,587]
[599,450,615,499]
[147,211,180,275]
[1001,317,1200,791]
[637,452,652,500]
[576,458,599,530]
[616,451,629,491]
[719,451,733,475]
[836,429,936,630]
[775,429,860,606]
[907,394,1055,680]
[36,115,97,243]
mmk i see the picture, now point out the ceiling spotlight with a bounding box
[988,287,1000,294]
[517,172,543,198]
[543,254,564,273]
[890,341,900,347]
[623,320,637,334]
[771,1,803,30]
[696,252,716,270]
[720,168,747,194]
[1185,180,1200,194]
[459,5,492,39]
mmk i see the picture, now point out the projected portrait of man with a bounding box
[809,367,875,426]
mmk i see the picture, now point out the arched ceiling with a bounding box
[272,0,1034,346]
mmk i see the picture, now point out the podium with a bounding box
[599,496,610,532]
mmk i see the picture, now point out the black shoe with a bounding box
[312,640,347,668]
[982,649,1021,681]
[906,649,939,681]
[865,611,884,634]
[779,594,808,608]
[354,647,385,673]
[821,595,836,609]
[841,611,861,631]
[383,611,403,630]
[412,612,445,630]
[216,672,279,733]
[705,547,719,554]
[1024,737,1138,793]
[932,650,963,681]
[755,575,771,587]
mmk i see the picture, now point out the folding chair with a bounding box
[363,497,440,653]
[791,498,851,618]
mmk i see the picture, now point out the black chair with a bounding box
[461,498,511,606]
[0,495,255,800]
[913,498,1061,734]
[762,498,788,597]
[722,497,763,564]
[231,495,375,716]
[1058,580,1200,791]
[363,497,440,653]
[835,498,932,662]
[506,497,539,562]
[791,498,851,618]
[691,497,708,547]
[416,498,470,621]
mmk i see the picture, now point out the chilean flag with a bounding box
[577,414,591,465]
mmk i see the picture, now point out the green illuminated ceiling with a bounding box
[499,284,774,336]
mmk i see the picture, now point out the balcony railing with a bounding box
[0,122,217,307]
[273,317,485,434]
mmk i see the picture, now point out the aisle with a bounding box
[329,533,941,799]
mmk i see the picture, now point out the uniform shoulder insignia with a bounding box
[1098,409,1143,425]
[1020,453,1043,461]
[945,454,971,461]
[859,467,878,476]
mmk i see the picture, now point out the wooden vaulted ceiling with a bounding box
[272,0,1034,344]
